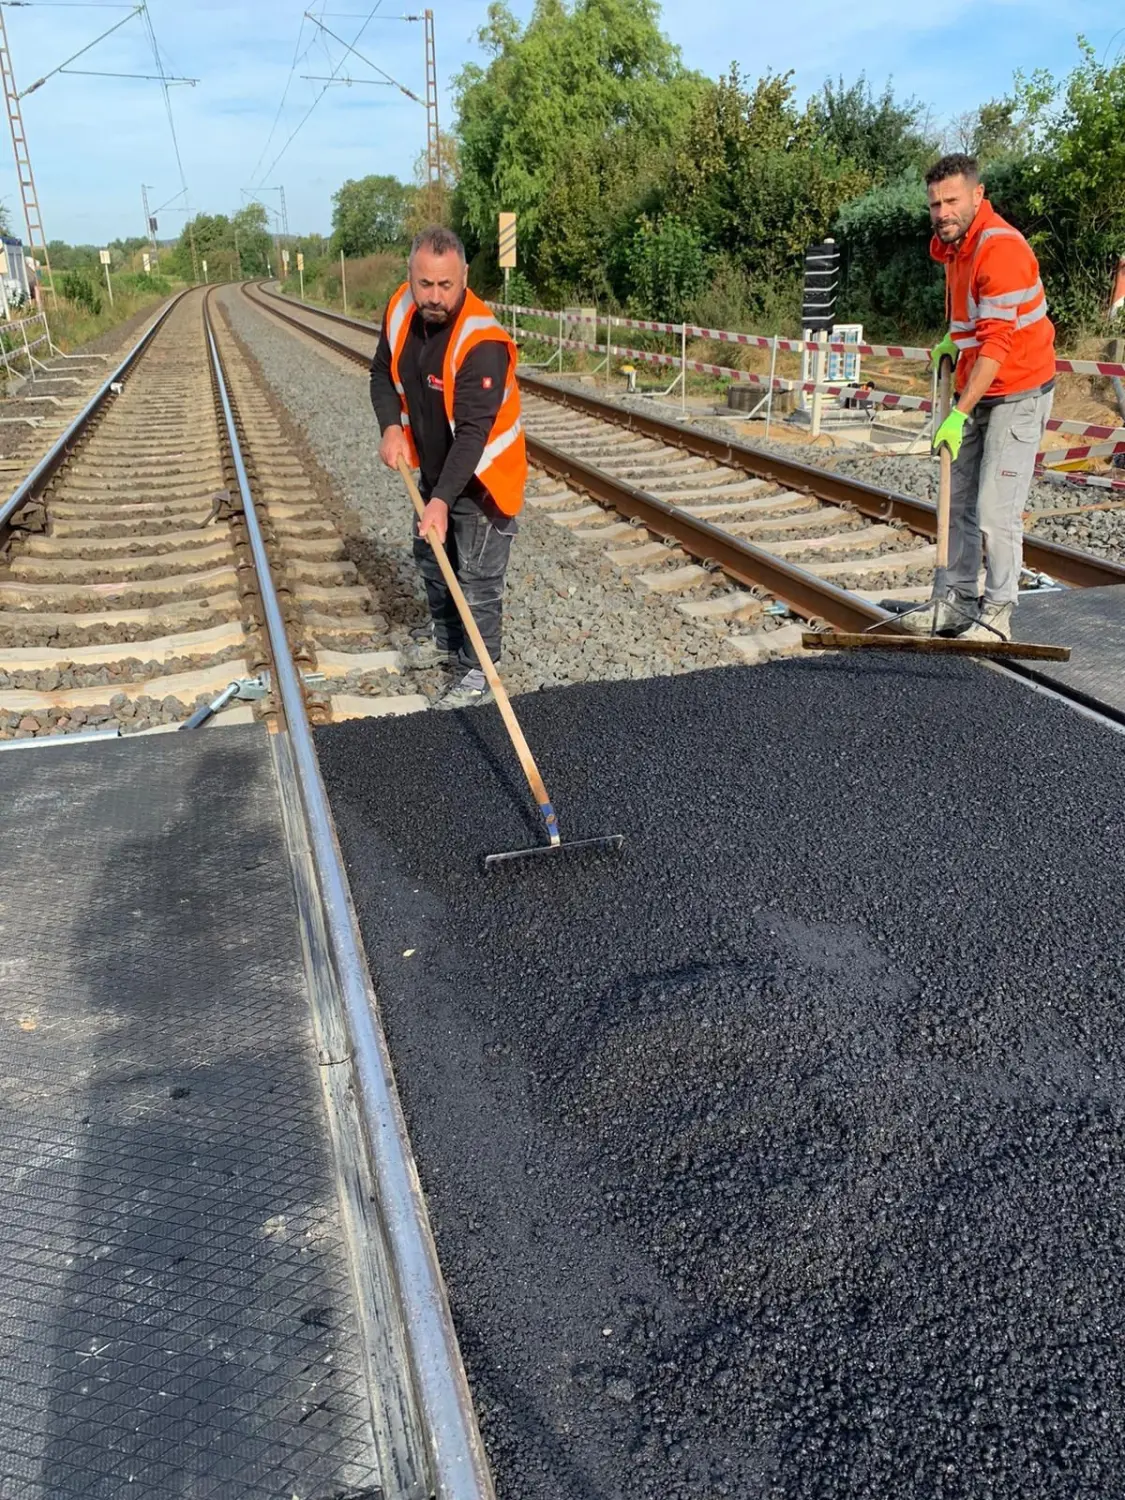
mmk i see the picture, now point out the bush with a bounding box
[498,268,536,308]
[619,215,706,322]
[59,270,102,316]
[116,272,172,297]
[834,169,943,337]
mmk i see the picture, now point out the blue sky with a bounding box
[0,0,1120,247]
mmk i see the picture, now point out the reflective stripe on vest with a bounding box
[476,417,523,475]
[386,284,414,358]
[450,312,506,377]
[952,227,1049,345]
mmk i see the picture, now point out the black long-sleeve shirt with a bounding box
[369,297,508,507]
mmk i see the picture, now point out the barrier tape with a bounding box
[519,323,1125,466]
[501,299,1125,378]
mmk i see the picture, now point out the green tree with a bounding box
[454,0,704,292]
[668,67,866,308]
[1003,42,1125,331]
[232,203,273,276]
[169,205,274,281]
[809,76,934,183]
[618,214,705,320]
[331,175,411,256]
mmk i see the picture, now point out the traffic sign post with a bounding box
[99,248,113,308]
[201,258,208,284]
[498,212,516,332]
[297,251,305,301]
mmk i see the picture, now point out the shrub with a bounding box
[59,270,102,316]
[619,215,707,323]
[116,272,172,297]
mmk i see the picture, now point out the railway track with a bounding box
[244,281,1125,664]
[0,286,423,742]
[0,282,497,1500]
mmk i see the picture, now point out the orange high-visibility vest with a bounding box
[931,201,1055,400]
[384,282,526,517]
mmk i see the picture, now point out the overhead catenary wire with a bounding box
[251,0,385,190]
[16,5,141,97]
[302,11,421,101]
[246,12,312,188]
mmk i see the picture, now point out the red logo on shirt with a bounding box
[481,376,493,389]
[426,374,444,391]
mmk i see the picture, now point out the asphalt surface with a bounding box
[316,656,1125,1499]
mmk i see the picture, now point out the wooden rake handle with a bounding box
[395,457,560,846]
[936,357,954,574]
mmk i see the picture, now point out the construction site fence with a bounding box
[492,301,1125,484]
[0,308,53,377]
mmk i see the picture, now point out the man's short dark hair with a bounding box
[410,225,466,264]
[925,153,980,188]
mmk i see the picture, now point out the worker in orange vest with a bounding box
[900,153,1056,642]
[371,226,527,709]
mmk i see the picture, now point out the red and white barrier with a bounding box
[1039,439,1125,468]
[1035,467,1125,494]
[501,297,1125,381]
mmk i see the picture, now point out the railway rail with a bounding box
[2,281,1119,1500]
[244,281,1125,665]
[0,284,495,1499]
[0,286,425,742]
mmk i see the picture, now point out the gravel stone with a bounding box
[316,657,1125,1500]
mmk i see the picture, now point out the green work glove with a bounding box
[933,407,968,460]
[931,332,958,374]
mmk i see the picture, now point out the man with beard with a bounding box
[900,154,1056,642]
[370,226,527,708]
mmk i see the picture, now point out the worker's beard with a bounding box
[420,305,450,325]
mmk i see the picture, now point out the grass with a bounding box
[284,252,404,318]
[42,276,182,353]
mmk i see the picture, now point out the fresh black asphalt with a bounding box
[316,656,1125,1499]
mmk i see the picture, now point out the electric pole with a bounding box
[0,5,53,300]
[141,183,157,251]
[424,10,441,221]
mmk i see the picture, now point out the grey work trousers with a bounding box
[938,388,1053,607]
[412,493,517,670]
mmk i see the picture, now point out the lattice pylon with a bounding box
[0,6,54,302]
[424,10,441,223]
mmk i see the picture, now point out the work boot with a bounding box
[893,590,977,637]
[401,633,454,671]
[434,667,494,711]
[958,601,1013,643]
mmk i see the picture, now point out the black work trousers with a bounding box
[412,492,517,669]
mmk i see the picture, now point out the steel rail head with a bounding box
[243,281,372,368]
[0,289,193,536]
[520,373,1125,594]
[201,291,495,1500]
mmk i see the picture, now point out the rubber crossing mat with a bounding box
[0,726,383,1500]
[1013,583,1125,718]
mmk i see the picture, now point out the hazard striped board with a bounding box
[498,213,517,270]
[1038,440,1125,469]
